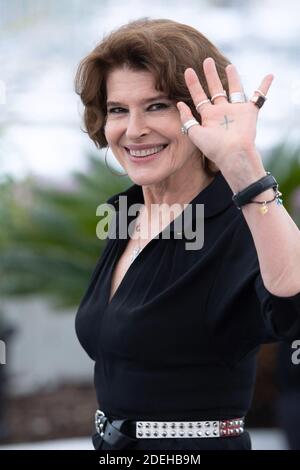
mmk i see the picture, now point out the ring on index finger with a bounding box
[196,99,210,112]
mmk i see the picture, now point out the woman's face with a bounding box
[104,66,202,186]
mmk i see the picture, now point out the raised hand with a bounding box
[177,57,274,173]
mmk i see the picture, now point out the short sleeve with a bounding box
[255,274,300,342]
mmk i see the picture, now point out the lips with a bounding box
[125,144,168,162]
[126,144,168,157]
[124,143,168,150]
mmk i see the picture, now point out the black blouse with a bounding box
[75,171,300,424]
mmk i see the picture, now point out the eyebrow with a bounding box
[106,94,170,107]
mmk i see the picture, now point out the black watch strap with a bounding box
[232,172,278,209]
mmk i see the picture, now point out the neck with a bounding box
[135,170,215,240]
[142,171,213,216]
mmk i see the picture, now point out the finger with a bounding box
[203,57,227,103]
[255,74,274,97]
[177,101,202,138]
[225,63,245,95]
[184,68,211,113]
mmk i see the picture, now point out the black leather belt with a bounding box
[95,410,245,448]
[95,410,138,448]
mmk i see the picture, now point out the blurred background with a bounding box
[0,0,300,450]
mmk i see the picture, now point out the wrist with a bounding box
[231,171,280,212]
[250,187,275,203]
[220,148,266,193]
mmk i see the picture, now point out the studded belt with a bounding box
[95,410,245,447]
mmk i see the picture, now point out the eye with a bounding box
[149,102,169,111]
[107,107,125,114]
[107,102,169,114]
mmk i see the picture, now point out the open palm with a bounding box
[177,58,274,170]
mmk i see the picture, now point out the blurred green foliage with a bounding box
[0,154,130,309]
[265,143,300,226]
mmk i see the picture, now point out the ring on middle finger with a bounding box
[211,90,227,103]
[196,99,210,112]
[229,92,246,103]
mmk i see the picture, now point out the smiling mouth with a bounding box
[125,144,168,158]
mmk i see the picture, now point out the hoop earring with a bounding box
[104,147,128,176]
[201,153,206,169]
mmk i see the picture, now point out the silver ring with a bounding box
[254,89,266,98]
[196,99,210,112]
[229,92,246,103]
[181,119,200,134]
[211,90,227,102]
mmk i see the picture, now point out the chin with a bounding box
[128,172,168,187]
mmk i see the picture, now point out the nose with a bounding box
[125,111,149,139]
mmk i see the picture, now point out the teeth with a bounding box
[129,145,165,157]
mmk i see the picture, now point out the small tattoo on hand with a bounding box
[220,115,234,130]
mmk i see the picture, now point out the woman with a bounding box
[75,18,300,450]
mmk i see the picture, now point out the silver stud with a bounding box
[213,430,218,436]
[171,431,176,437]
[213,421,218,427]
[146,431,151,437]
[205,421,210,427]
[179,431,185,436]
[205,430,210,436]
[229,421,233,426]
[188,431,194,437]
[239,427,243,433]
[145,423,150,428]
[137,423,142,428]
[197,422,202,428]
[162,423,167,429]
[171,423,176,428]
[221,422,226,428]
[179,423,184,429]
[153,431,158,437]
[189,423,194,428]
[162,431,167,437]
[138,431,143,437]
[229,429,234,434]
[100,432,104,437]
[153,423,158,428]
[197,431,202,436]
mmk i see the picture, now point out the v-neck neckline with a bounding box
[106,237,156,308]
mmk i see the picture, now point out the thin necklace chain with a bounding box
[129,178,213,264]
[130,214,143,264]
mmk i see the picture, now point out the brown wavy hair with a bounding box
[75,18,231,176]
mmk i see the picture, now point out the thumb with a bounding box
[177,101,202,141]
